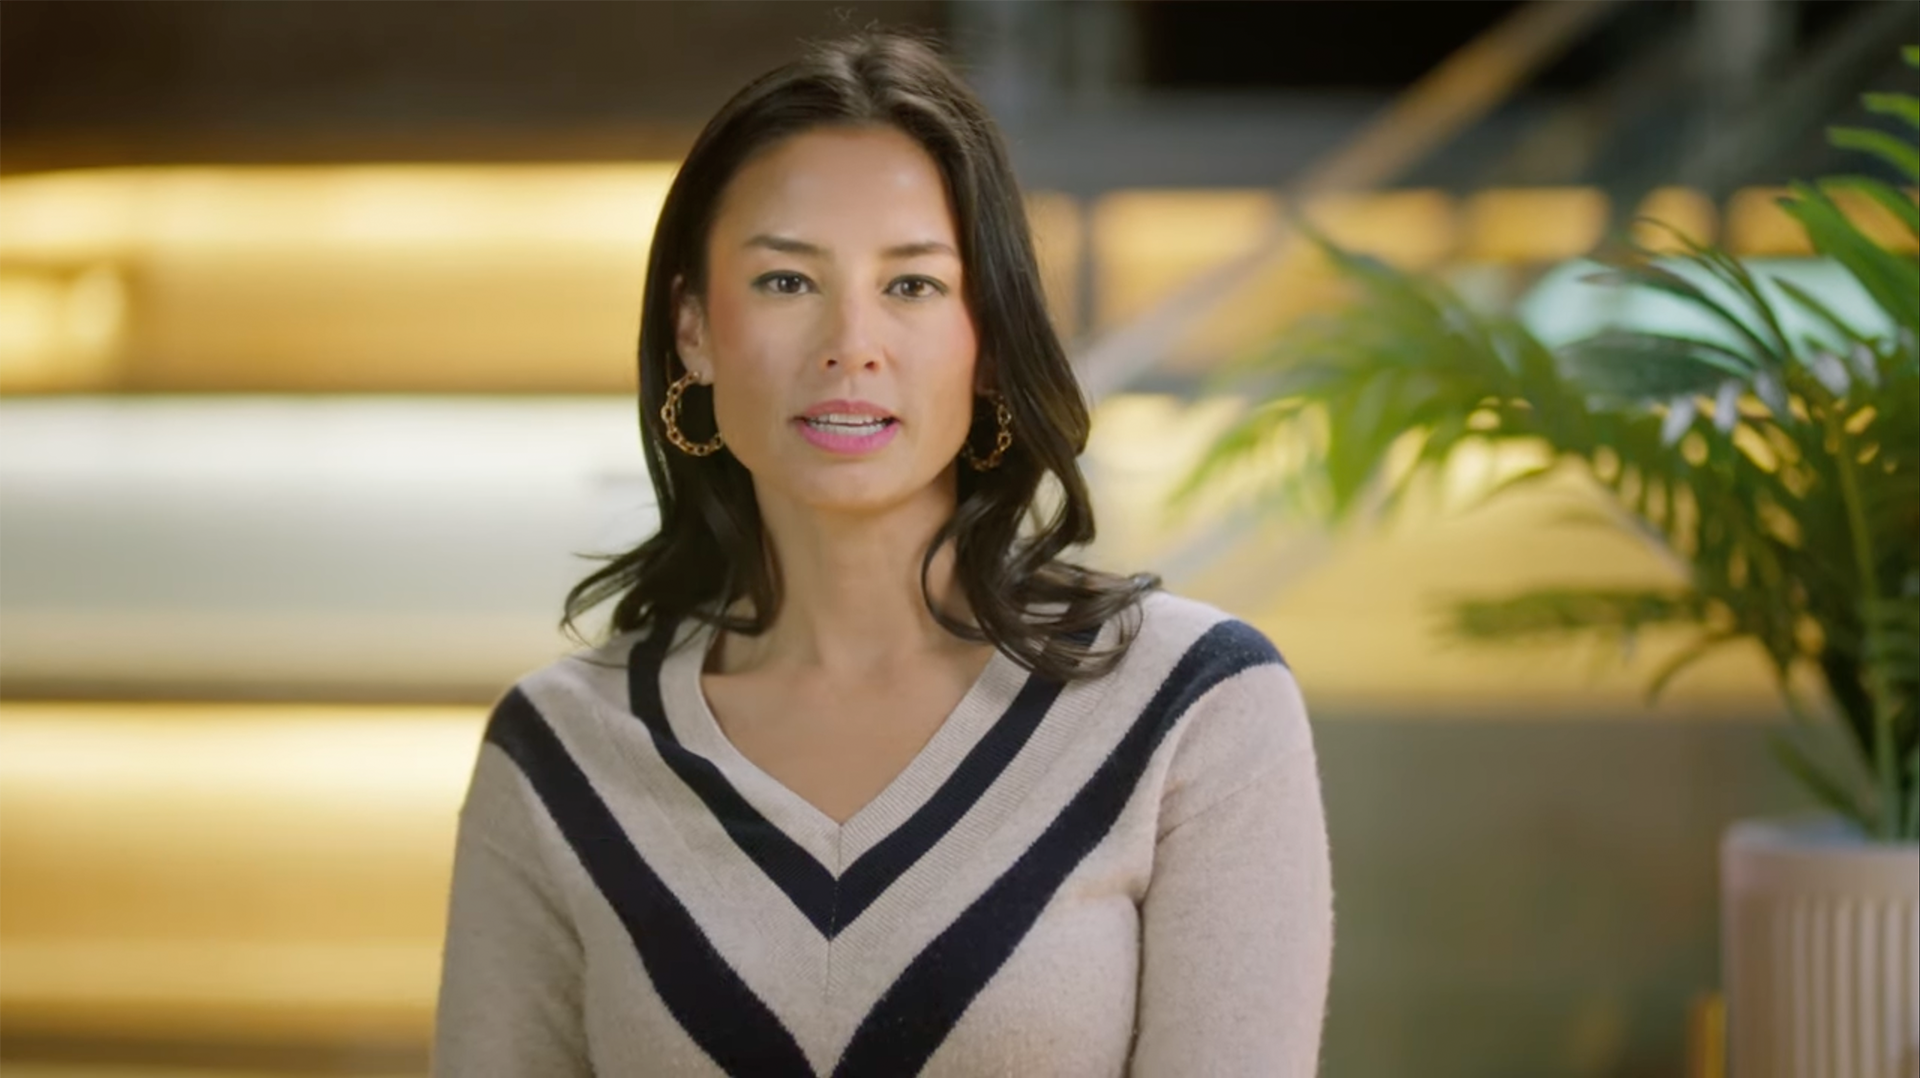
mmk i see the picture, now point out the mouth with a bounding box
[793,399,899,452]
[796,414,898,435]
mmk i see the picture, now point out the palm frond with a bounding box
[1862,91,1920,131]
[1449,587,1707,642]
[1905,743,1920,838]
[1580,258,1788,369]
[1773,277,1881,352]
[1821,176,1920,238]
[1557,332,1758,403]
[1646,630,1746,700]
[1771,730,1873,831]
[1176,52,1920,836]
[1778,182,1920,332]
[1828,126,1920,182]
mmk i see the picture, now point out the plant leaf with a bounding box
[1646,630,1742,700]
[1557,331,1758,403]
[1808,351,1854,397]
[1581,261,1784,367]
[1773,276,1880,351]
[1829,126,1920,183]
[1770,730,1872,830]
[1661,395,1698,447]
[1903,742,1919,841]
[1863,596,1920,683]
[1778,182,1920,333]
[1714,379,1741,433]
[1677,235,1801,363]
[1863,91,1920,130]
[1822,176,1920,237]
[1450,587,1705,643]
[1751,369,1791,418]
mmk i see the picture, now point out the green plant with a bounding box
[1177,49,1920,841]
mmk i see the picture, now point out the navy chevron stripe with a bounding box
[627,621,1097,938]
[626,629,838,933]
[484,688,814,1078]
[831,619,1285,1078]
[831,643,1083,932]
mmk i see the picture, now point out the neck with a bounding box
[716,469,979,681]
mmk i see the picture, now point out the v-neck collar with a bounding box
[626,606,1114,939]
[657,613,1031,866]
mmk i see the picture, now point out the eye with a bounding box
[888,275,948,300]
[755,272,813,295]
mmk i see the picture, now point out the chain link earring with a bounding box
[960,391,1013,471]
[661,369,725,457]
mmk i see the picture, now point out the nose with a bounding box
[820,289,884,373]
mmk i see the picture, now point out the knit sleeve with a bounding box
[1129,659,1334,1077]
[430,744,592,1077]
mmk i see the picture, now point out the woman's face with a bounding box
[675,125,980,518]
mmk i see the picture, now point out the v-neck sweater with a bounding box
[431,589,1333,1077]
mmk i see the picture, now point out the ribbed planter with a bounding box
[1722,815,1920,1078]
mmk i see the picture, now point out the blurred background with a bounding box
[2,1,1916,1075]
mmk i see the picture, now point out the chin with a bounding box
[798,486,912,517]
[784,468,947,518]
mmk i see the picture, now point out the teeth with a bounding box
[807,414,889,425]
[806,416,888,429]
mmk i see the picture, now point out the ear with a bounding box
[672,275,713,382]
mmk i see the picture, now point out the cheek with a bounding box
[702,290,795,428]
[694,296,773,458]
[702,288,768,365]
[934,309,981,426]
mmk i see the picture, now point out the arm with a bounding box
[1130,663,1334,1077]
[431,746,592,1077]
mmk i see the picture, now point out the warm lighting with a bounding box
[1025,190,1085,335]
[1725,187,1809,256]
[1632,187,1719,252]
[1826,184,1918,253]
[5,165,1894,400]
[0,701,485,1042]
[1301,189,1460,269]
[0,164,681,254]
[0,165,1098,394]
[0,264,128,392]
[0,164,680,393]
[1724,184,1920,257]
[1081,391,1784,714]
[0,272,74,386]
[1461,187,1610,263]
[1147,191,1461,368]
[1090,189,1282,329]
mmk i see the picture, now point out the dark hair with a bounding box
[563,32,1159,682]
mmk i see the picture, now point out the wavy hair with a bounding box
[563,32,1159,682]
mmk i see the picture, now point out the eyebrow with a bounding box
[883,240,960,260]
[744,234,959,260]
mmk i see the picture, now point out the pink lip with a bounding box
[793,416,900,455]
[798,398,895,420]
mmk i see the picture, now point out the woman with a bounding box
[433,32,1331,1077]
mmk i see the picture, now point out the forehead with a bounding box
[712,125,959,247]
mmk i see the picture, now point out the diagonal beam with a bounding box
[1074,0,1627,404]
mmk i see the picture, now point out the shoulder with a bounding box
[1108,589,1291,700]
[1118,590,1313,833]
[478,629,652,767]
[458,628,658,832]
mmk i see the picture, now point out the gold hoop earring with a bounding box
[661,369,725,457]
[960,392,1013,471]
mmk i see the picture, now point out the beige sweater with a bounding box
[432,589,1333,1076]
